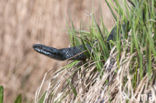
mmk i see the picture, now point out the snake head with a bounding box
[33,44,66,60]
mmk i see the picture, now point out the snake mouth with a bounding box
[33,44,66,60]
[33,44,53,56]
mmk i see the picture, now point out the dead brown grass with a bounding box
[38,40,156,103]
[0,0,114,102]
[34,1,156,103]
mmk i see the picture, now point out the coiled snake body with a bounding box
[33,24,126,60]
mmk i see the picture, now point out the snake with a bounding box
[33,24,128,60]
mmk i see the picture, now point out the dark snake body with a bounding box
[33,24,127,60]
[33,44,91,60]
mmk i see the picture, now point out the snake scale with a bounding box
[33,24,127,60]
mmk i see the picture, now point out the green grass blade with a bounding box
[67,79,77,96]
[105,0,117,21]
[0,86,3,103]
[39,92,46,103]
[14,94,22,103]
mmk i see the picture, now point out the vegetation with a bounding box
[35,0,155,102]
[1,0,155,103]
[0,85,44,103]
[0,86,22,103]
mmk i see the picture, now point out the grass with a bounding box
[35,0,156,103]
[0,86,3,103]
[0,85,23,103]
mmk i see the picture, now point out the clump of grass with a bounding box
[36,0,156,102]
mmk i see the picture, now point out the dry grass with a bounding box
[35,1,156,103]
[37,37,156,103]
[0,0,114,102]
